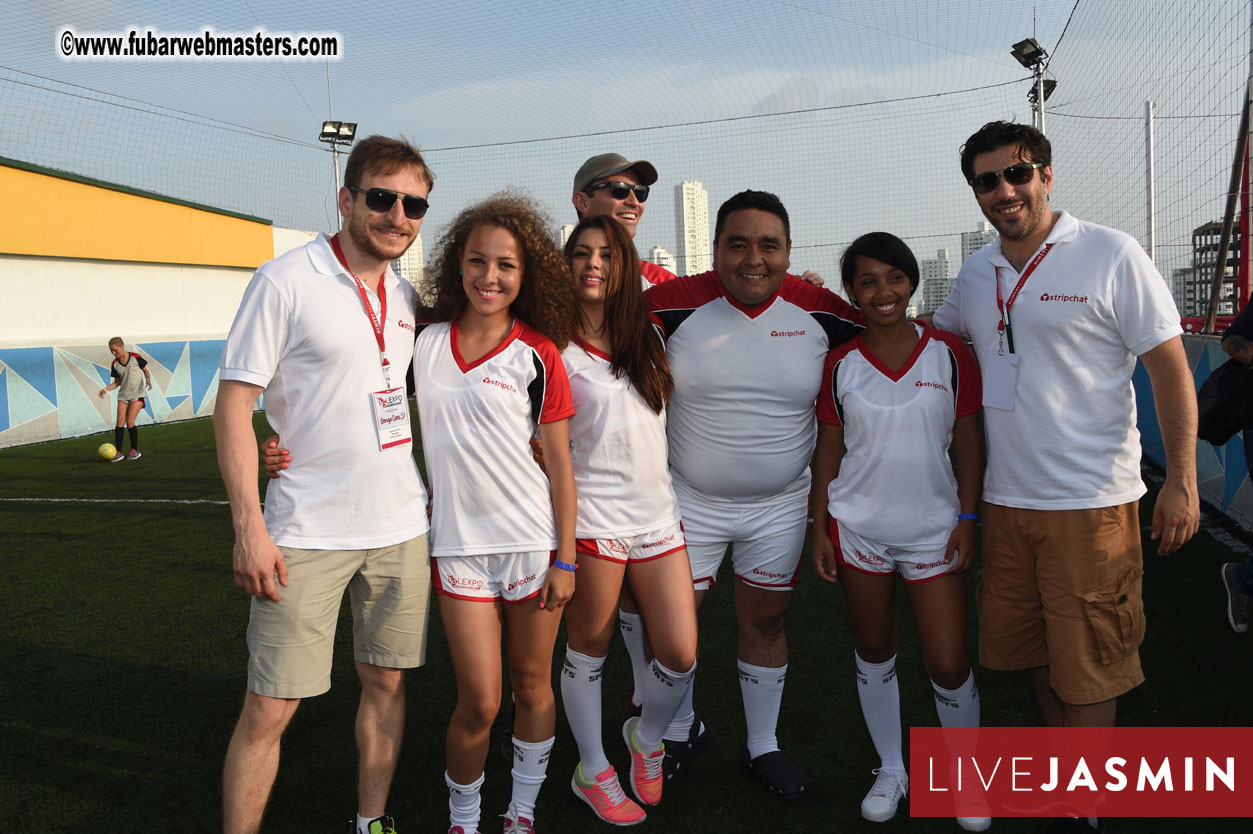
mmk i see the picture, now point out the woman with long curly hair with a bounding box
[414,192,580,834]
[556,215,698,826]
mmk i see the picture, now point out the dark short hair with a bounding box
[344,135,435,192]
[713,189,790,243]
[960,121,1052,183]
[840,232,919,297]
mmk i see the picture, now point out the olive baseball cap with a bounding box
[573,153,659,193]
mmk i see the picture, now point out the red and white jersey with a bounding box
[818,324,981,547]
[413,319,575,558]
[562,336,681,539]
[646,272,863,500]
[641,260,677,289]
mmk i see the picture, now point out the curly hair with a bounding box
[422,192,577,349]
[564,216,673,413]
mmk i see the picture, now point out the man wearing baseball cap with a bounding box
[572,152,675,286]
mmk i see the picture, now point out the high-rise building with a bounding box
[558,224,575,248]
[675,181,711,275]
[392,234,424,290]
[649,245,677,274]
[961,220,998,263]
[1189,220,1242,317]
[1172,267,1195,318]
[919,248,951,313]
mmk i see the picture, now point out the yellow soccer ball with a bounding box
[98,443,117,461]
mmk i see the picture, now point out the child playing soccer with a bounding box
[97,336,151,461]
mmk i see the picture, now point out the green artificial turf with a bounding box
[1,417,1250,832]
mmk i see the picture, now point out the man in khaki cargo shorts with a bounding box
[214,136,435,834]
[932,121,1199,770]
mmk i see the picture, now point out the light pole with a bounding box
[318,120,358,195]
[1011,38,1054,134]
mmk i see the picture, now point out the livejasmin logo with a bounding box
[910,727,1251,818]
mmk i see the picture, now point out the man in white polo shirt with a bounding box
[214,136,435,834]
[932,121,1198,834]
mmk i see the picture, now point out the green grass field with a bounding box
[2,417,1251,833]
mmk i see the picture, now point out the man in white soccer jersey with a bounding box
[643,189,862,799]
[214,136,435,834]
[932,121,1198,834]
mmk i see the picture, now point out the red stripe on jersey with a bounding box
[930,328,983,419]
[858,329,932,383]
[571,336,612,363]
[449,319,521,373]
[641,260,677,285]
[817,339,862,426]
[515,322,575,424]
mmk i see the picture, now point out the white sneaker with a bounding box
[958,816,992,831]
[861,767,908,822]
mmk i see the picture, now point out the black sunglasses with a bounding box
[968,162,1046,194]
[348,185,429,219]
[585,181,650,202]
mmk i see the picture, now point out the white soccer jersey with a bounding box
[932,211,1183,510]
[646,272,863,500]
[219,234,429,550]
[817,324,982,547]
[413,319,575,558]
[563,336,681,539]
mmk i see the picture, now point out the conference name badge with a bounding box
[370,387,412,450]
[983,352,1019,411]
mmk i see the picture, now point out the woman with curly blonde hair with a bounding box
[413,193,580,834]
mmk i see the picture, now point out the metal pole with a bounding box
[1204,76,1251,331]
[1037,66,1046,135]
[1145,100,1155,262]
[332,145,341,195]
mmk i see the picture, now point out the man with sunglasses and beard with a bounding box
[215,135,435,834]
[932,121,1198,834]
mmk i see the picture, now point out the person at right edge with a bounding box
[931,121,1200,834]
[1219,300,1253,633]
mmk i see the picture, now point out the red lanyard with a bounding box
[995,244,1052,334]
[330,234,392,386]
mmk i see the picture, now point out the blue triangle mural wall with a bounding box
[0,339,228,449]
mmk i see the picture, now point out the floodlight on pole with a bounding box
[317,120,358,195]
[1011,38,1050,134]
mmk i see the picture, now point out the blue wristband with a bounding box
[554,559,578,572]
[957,513,979,522]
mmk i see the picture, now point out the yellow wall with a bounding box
[0,162,272,268]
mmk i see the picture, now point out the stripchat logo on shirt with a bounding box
[482,377,518,393]
[916,381,949,393]
[397,319,416,333]
[1039,292,1089,304]
[770,329,806,338]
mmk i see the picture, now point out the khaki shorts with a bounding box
[977,502,1145,705]
[247,533,432,699]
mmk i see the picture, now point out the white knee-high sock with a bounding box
[637,658,695,752]
[738,659,786,759]
[856,653,904,772]
[618,610,647,708]
[932,671,980,728]
[446,771,484,831]
[663,672,696,740]
[510,736,554,820]
[560,645,609,775]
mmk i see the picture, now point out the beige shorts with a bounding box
[977,502,1145,705]
[246,533,432,699]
